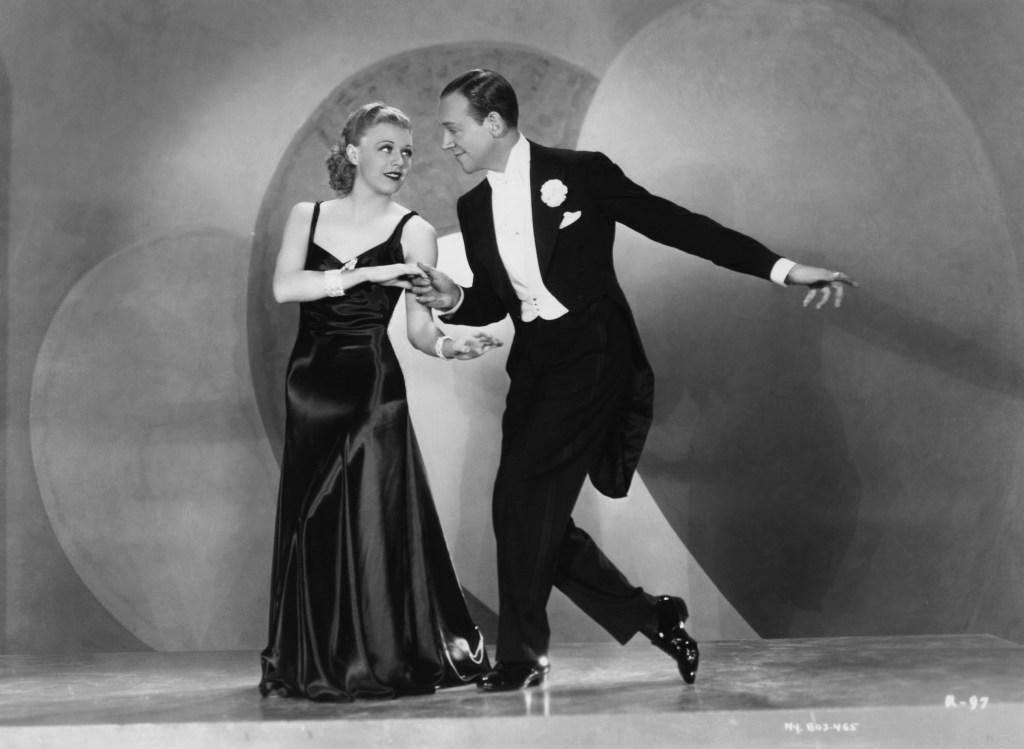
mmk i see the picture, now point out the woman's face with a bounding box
[351,122,413,195]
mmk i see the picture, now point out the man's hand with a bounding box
[410,262,460,311]
[785,264,858,309]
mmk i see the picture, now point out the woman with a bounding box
[259,102,499,701]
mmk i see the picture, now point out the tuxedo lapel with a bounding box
[529,144,565,277]
[463,181,498,266]
[464,181,517,307]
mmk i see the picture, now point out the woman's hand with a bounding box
[449,331,503,360]
[361,263,425,289]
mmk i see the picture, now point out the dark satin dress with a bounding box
[259,203,489,701]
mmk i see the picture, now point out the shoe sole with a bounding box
[478,672,548,692]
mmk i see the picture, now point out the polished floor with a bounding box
[1,635,1022,748]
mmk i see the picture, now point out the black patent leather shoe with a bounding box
[649,595,699,684]
[478,659,550,691]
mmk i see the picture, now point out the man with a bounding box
[412,69,854,691]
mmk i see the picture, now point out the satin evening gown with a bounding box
[259,203,489,701]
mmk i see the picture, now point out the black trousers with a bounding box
[493,298,656,662]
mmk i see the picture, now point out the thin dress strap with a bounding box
[307,201,322,248]
[392,211,418,241]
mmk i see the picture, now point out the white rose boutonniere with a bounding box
[540,179,568,208]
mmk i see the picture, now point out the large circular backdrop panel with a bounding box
[30,232,279,650]
[580,0,1023,636]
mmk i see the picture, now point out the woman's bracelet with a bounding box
[434,335,453,360]
[323,269,346,297]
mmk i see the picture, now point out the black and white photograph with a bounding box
[1,1,1022,747]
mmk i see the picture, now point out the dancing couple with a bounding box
[258,69,854,701]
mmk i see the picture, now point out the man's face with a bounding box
[438,93,499,174]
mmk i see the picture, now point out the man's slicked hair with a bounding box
[441,69,519,128]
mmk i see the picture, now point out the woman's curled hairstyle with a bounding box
[326,102,412,195]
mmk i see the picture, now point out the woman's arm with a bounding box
[272,203,421,303]
[401,216,502,359]
[401,217,450,355]
[272,203,344,303]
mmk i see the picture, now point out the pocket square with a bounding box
[559,210,581,229]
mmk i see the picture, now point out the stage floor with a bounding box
[1,635,1022,748]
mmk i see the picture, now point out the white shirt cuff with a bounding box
[770,258,797,286]
[440,286,465,316]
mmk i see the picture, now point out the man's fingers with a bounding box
[802,289,815,308]
[815,286,832,310]
[412,293,450,309]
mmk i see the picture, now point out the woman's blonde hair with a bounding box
[326,102,412,195]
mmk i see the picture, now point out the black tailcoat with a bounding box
[447,142,781,499]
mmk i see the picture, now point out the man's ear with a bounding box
[485,111,507,137]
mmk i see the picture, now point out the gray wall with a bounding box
[2,0,1023,653]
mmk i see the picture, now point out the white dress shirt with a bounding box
[486,135,569,322]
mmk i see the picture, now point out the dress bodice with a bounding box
[299,203,417,338]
